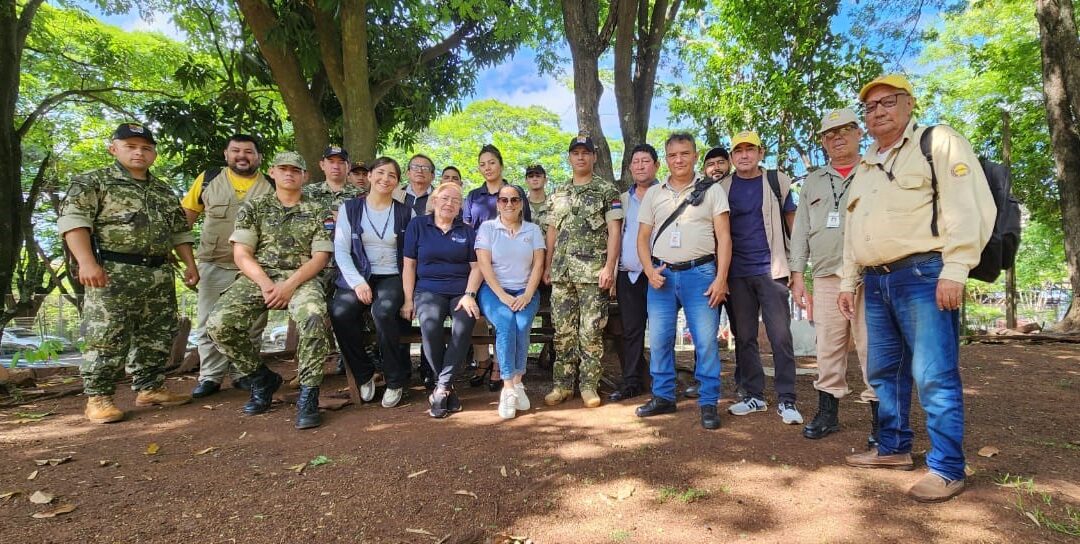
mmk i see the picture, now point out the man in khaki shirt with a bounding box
[839,74,995,503]
[634,133,732,430]
[789,109,878,446]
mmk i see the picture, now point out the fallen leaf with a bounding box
[453,490,478,499]
[31,503,76,519]
[27,470,38,481]
[977,446,1000,458]
[308,455,331,466]
[1024,511,1041,527]
[1,491,22,501]
[238,432,247,440]
[500,465,508,477]
[29,491,54,504]
[405,528,435,536]
[194,447,217,456]
[202,405,214,410]
[964,464,976,477]
[98,460,117,468]
[407,469,429,479]
[144,443,160,455]
[288,463,306,474]
[33,456,72,467]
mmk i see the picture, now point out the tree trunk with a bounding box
[562,0,616,182]
[1035,0,1080,332]
[340,0,378,162]
[1002,108,1017,329]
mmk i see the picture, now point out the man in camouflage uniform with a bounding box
[347,160,370,196]
[543,132,624,408]
[59,123,198,424]
[525,164,550,229]
[208,151,334,430]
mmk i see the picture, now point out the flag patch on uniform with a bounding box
[323,217,336,231]
[610,199,622,210]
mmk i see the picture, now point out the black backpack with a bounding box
[920,126,1022,283]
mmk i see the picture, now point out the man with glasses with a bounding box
[634,134,732,430]
[395,154,437,218]
[840,74,994,502]
[788,108,878,447]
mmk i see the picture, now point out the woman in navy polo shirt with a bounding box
[476,185,545,419]
[402,183,483,418]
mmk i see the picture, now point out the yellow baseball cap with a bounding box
[858,74,915,101]
[730,130,762,149]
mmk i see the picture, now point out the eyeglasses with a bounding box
[861,92,909,114]
[497,196,522,205]
[435,195,462,204]
[822,125,859,141]
[409,164,434,173]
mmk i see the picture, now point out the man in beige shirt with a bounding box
[839,74,995,503]
[789,109,878,447]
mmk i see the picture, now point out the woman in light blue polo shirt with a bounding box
[475,185,545,419]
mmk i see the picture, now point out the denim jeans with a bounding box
[647,261,722,405]
[864,255,965,481]
[478,285,540,380]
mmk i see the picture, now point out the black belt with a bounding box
[651,254,715,271]
[865,252,940,275]
[99,250,168,267]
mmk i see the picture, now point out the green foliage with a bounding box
[308,455,332,466]
[658,486,709,504]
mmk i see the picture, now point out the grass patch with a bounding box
[658,486,709,504]
[609,529,631,542]
[997,474,1080,537]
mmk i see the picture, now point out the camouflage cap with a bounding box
[270,151,307,170]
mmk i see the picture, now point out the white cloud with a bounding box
[128,14,188,42]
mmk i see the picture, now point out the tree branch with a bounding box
[16,87,176,138]
[16,0,46,50]
[309,0,346,101]
[597,0,621,52]
[370,22,477,104]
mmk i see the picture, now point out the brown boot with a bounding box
[845,449,915,470]
[908,472,965,502]
[85,396,125,424]
[134,387,192,407]
[544,387,573,406]
[580,389,601,408]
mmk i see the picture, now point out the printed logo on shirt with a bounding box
[451,233,468,244]
[950,162,970,177]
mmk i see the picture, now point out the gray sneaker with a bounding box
[777,401,804,425]
[728,396,768,416]
[360,376,376,402]
[381,387,403,408]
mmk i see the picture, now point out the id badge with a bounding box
[670,230,682,248]
[826,211,841,228]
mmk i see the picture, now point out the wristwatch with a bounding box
[464,291,477,298]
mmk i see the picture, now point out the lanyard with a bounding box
[363,201,393,240]
[827,171,853,211]
[873,138,909,182]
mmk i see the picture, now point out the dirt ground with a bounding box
[1,343,1078,544]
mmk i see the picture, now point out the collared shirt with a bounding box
[840,120,995,291]
[619,180,658,281]
[474,218,545,290]
[302,181,359,216]
[529,195,551,231]
[546,174,625,283]
[230,193,334,272]
[403,214,477,295]
[462,180,532,229]
[638,175,730,264]
[393,183,434,218]
[788,163,856,277]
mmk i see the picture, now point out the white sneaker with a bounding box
[728,396,768,416]
[381,387,403,408]
[514,383,530,411]
[498,388,518,419]
[777,401,804,425]
[360,376,376,402]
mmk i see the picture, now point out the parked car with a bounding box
[268,325,289,347]
[2,327,75,353]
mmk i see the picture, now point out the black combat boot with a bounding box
[243,365,283,415]
[802,390,840,439]
[295,385,322,429]
[867,400,881,450]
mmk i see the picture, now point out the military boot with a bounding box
[867,400,881,450]
[135,386,192,407]
[85,395,125,424]
[802,390,840,439]
[295,386,322,429]
[243,366,283,415]
[544,387,573,406]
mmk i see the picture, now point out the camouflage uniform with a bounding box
[57,162,194,396]
[529,196,551,233]
[547,174,624,390]
[207,193,334,387]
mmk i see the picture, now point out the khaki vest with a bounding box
[197,169,272,267]
[720,170,793,279]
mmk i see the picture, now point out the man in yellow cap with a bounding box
[839,74,995,502]
[719,130,801,425]
[789,109,878,446]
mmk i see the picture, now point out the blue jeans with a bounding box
[478,285,540,380]
[647,261,722,405]
[864,255,965,481]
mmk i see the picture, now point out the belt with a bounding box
[651,254,715,271]
[864,252,940,275]
[99,250,168,267]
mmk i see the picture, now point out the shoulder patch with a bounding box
[950,162,970,177]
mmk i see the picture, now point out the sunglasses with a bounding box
[497,196,522,205]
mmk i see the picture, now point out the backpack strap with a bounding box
[918,126,940,237]
[196,167,223,206]
[766,169,791,242]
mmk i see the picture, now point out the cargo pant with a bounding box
[194,262,265,385]
[551,281,607,391]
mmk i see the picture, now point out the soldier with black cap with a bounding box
[348,160,370,195]
[542,131,624,408]
[525,164,550,229]
[59,122,199,423]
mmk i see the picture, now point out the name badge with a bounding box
[670,230,682,248]
[826,211,841,229]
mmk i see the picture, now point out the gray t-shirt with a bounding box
[475,218,545,290]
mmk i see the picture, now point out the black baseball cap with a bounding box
[525,164,547,176]
[568,131,596,153]
[350,160,368,173]
[703,147,730,162]
[111,123,156,144]
[322,145,349,161]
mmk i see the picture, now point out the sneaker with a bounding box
[728,396,768,416]
[381,387,403,408]
[777,401,804,425]
[498,388,518,419]
[428,388,449,418]
[513,383,531,411]
[359,376,376,402]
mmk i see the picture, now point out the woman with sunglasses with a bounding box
[331,157,412,408]
[402,183,483,418]
[475,185,545,418]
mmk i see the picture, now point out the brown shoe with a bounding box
[85,396,125,424]
[544,387,573,406]
[845,449,915,470]
[580,389,601,408]
[134,387,192,407]
[908,472,965,502]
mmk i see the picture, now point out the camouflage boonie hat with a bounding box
[270,151,307,170]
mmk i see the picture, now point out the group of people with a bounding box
[59,73,994,503]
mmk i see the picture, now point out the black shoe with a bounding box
[231,376,251,391]
[803,390,841,439]
[700,404,721,430]
[446,389,463,413]
[609,386,643,402]
[295,385,322,429]
[683,384,700,398]
[867,400,881,450]
[428,387,449,418]
[243,366,282,415]
[635,397,677,417]
[469,361,491,388]
[191,380,221,398]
